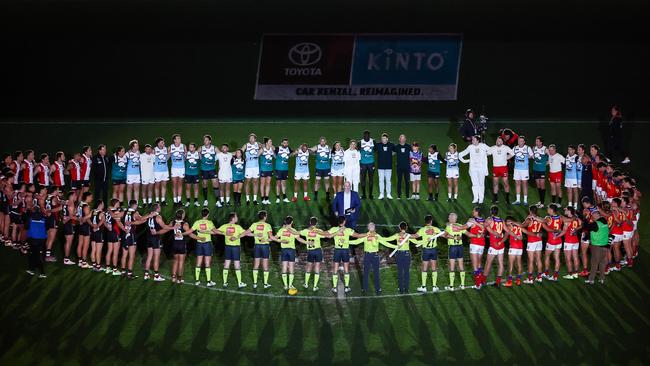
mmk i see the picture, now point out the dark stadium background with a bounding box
[3,0,649,121]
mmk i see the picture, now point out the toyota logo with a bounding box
[288,43,322,66]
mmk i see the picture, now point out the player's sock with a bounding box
[314,190,318,199]
[235,269,242,283]
[505,192,510,202]
[253,194,257,201]
[303,191,308,198]
[344,273,350,287]
[282,273,288,287]
[253,270,259,284]
[516,193,521,202]
[314,273,320,287]
[202,187,208,199]
[540,189,546,203]
[222,269,229,284]
[289,273,294,287]
[431,271,438,286]
[449,272,456,287]
[448,192,452,199]
[213,187,219,200]
[454,193,458,199]
[293,192,298,198]
[195,267,201,281]
[264,271,270,285]
[493,193,498,202]
[460,272,466,286]
[524,195,528,202]
[205,268,212,282]
[421,271,428,287]
[155,195,160,202]
[304,272,312,286]
[332,275,338,287]
[245,194,250,202]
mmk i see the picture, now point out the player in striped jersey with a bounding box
[51,152,66,191]
[68,153,83,193]
[104,199,124,275]
[445,143,460,202]
[564,145,580,209]
[292,143,311,202]
[153,137,170,206]
[274,138,292,203]
[9,151,23,189]
[242,133,262,205]
[125,140,141,205]
[61,191,77,265]
[22,150,36,188]
[34,153,50,190]
[169,134,186,206]
[310,137,332,201]
[259,137,275,205]
[80,146,92,194]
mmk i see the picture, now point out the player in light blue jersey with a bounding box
[330,141,345,193]
[445,143,460,202]
[292,143,311,202]
[309,137,332,201]
[153,137,169,206]
[576,144,586,189]
[125,140,141,204]
[169,134,186,206]
[512,136,534,205]
[274,138,292,203]
[564,145,580,208]
[241,133,262,205]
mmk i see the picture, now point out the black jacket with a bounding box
[92,154,110,182]
[459,118,478,141]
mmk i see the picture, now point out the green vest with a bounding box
[589,220,609,246]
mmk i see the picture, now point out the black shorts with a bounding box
[78,223,91,236]
[0,203,8,215]
[81,180,90,188]
[316,169,331,178]
[201,170,216,180]
[113,179,126,185]
[147,236,161,249]
[64,222,75,236]
[9,211,23,225]
[532,171,546,180]
[90,230,103,243]
[173,240,187,254]
[71,181,82,190]
[121,234,135,249]
[184,175,199,184]
[427,171,440,178]
[275,170,289,180]
[233,179,244,184]
[260,170,273,178]
[45,215,57,230]
[106,230,119,243]
[12,184,22,190]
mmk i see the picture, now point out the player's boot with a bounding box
[515,277,522,286]
[504,277,513,287]
[291,196,298,203]
[303,196,310,201]
[494,276,502,288]
[417,286,427,293]
[238,282,247,288]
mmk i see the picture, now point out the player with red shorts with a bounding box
[504,217,524,286]
[483,205,508,287]
[489,137,513,203]
[542,204,564,281]
[547,144,565,205]
[561,206,582,279]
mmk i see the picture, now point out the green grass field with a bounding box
[0,120,649,365]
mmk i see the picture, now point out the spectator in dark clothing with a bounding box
[92,144,110,206]
[393,134,411,199]
[25,208,47,277]
[580,154,593,202]
[374,133,395,199]
[459,109,479,143]
[607,105,630,164]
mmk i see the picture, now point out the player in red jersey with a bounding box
[22,150,36,188]
[465,207,486,288]
[34,153,50,190]
[504,217,525,286]
[578,197,598,277]
[609,198,626,271]
[483,206,508,287]
[620,196,636,267]
[521,205,544,284]
[80,146,93,195]
[561,206,582,279]
[10,151,23,189]
[50,152,66,191]
[68,153,83,194]
[542,204,564,281]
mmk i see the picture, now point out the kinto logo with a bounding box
[288,43,322,66]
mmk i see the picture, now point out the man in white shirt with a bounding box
[489,137,514,203]
[548,144,565,205]
[140,144,155,206]
[216,144,233,207]
[343,140,361,192]
[459,135,492,204]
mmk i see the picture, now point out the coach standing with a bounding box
[393,134,411,199]
[579,154,593,202]
[375,133,394,199]
[92,144,110,206]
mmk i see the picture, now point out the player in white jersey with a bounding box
[512,136,534,205]
[489,137,514,203]
[216,144,233,207]
[547,144,565,205]
[125,140,141,205]
[169,134,186,205]
[459,135,492,204]
[343,140,361,191]
[292,144,312,201]
[241,133,262,204]
[153,138,169,205]
[140,144,155,206]
[445,143,460,202]
[330,141,345,192]
[564,145,580,208]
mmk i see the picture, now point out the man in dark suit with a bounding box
[92,144,110,206]
[332,181,361,229]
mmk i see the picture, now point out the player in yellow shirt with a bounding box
[410,215,444,293]
[243,210,277,289]
[272,216,308,290]
[299,216,331,292]
[187,208,218,287]
[349,222,396,295]
[328,216,364,293]
[215,212,247,288]
[442,212,474,291]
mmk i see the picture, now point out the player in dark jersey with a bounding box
[104,199,124,276]
[144,203,175,281]
[61,191,77,265]
[171,209,191,283]
[40,187,62,262]
[89,200,106,271]
[117,200,152,279]
[76,192,94,269]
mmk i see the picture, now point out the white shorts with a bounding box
[331,169,344,177]
[513,170,529,181]
[126,174,141,185]
[218,170,232,184]
[245,167,260,179]
[294,172,310,180]
[154,171,169,182]
[564,178,578,188]
[410,173,421,182]
[508,248,523,256]
[488,247,504,256]
[527,240,543,252]
[141,172,154,185]
[546,243,562,251]
[623,231,633,240]
[171,167,185,178]
[611,234,624,243]
[564,242,579,251]
[469,244,484,255]
[446,169,459,179]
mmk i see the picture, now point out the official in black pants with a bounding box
[92,144,110,206]
[393,135,411,199]
[25,208,48,277]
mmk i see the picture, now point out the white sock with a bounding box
[524,195,528,202]
[253,195,257,201]
[448,192,452,198]
[246,195,250,201]
[161,197,165,202]
[294,192,298,198]
[226,197,230,203]
[220,197,224,202]
[454,193,458,199]
[516,194,521,201]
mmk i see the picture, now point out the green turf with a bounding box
[0,121,649,365]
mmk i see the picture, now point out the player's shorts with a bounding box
[469,244,485,255]
[513,170,529,181]
[508,248,523,256]
[78,223,90,236]
[90,230,104,243]
[171,167,185,178]
[154,171,169,182]
[184,175,199,184]
[611,234,624,243]
[333,248,350,263]
[81,180,90,188]
[201,170,216,180]
[545,242,562,251]
[410,173,421,181]
[224,245,241,260]
[422,248,438,261]
[294,172,310,181]
[10,211,23,225]
[45,215,56,230]
[623,231,633,240]
[307,248,323,263]
[112,179,126,185]
[488,247,504,256]
[71,180,82,190]
[331,169,344,177]
[218,173,233,184]
[173,240,187,255]
[260,170,273,178]
[254,244,270,259]
[564,178,578,188]
[526,240,543,251]
[126,174,141,185]
[315,169,331,178]
[493,166,508,178]
[195,242,213,257]
[106,230,119,243]
[448,245,463,259]
[63,222,75,236]
[427,171,440,179]
[281,248,296,262]
[446,168,459,179]
[564,242,579,251]
[233,179,244,184]
[549,172,562,184]
[121,234,135,249]
[275,170,289,180]
[244,167,259,179]
[532,171,546,180]
[147,236,160,249]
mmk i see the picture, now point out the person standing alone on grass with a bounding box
[584,210,610,284]
[375,133,394,200]
[25,206,47,278]
[608,105,631,164]
[393,134,411,199]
